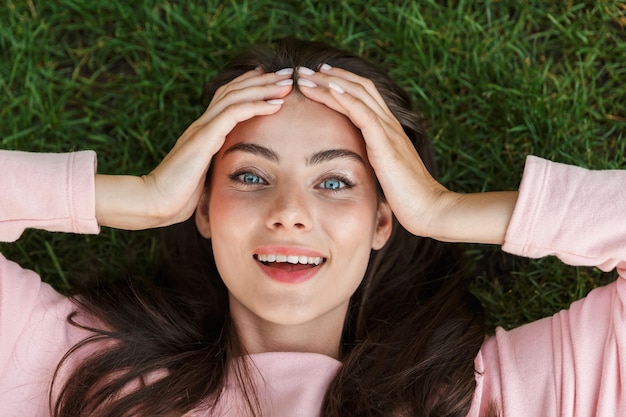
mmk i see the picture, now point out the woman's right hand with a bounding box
[95,68,294,230]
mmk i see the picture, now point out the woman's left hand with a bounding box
[297,66,517,244]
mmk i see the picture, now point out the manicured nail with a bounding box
[320,63,332,71]
[297,78,317,88]
[328,82,345,94]
[276,79,294,86]
[275,68,294,75]
[297,66,315,75]
[266,99,284,105]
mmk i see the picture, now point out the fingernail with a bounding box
[297,78,317,88]
[276,79,294,86]
[275,68,294,75]
[297,66,315,75]
[266,99,284,105]
[320,63,332,71]
[328,82,345,94]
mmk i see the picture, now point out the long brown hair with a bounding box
[53,39,490,417]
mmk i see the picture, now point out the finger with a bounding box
[336,90,412,159]
[200,100,286,150]
[227,67,264,83]
[319,65,394,119]
[197,70,294,124]
[295,77,347,115]
[212,68,294,103]
[318,65,379,95]
[200,80,292,124]
[298,66,393,120]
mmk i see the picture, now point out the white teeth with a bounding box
[256,254,324,265]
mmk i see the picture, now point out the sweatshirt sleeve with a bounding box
[502,155,626,272]
[0,150,100,242]
[470,156,626,417]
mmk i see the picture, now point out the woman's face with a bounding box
[196,94,392,345]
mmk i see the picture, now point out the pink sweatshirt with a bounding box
[0,150,624,416]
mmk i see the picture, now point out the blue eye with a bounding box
[320,178,346,190]
[232,172,266,185]
[240,173,264,184]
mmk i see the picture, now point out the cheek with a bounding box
[322,193,380,237]
[206,190,254,270]
[209,195,239,230]
[208,183,256,231]
[326,205,376,242]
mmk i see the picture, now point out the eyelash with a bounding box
[228,170,355,191]
[317,175,354,191]
[229,170,267,186]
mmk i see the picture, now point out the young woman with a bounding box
[1,39,624,417]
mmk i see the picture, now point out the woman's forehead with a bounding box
[223,96,366,158]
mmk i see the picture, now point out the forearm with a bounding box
[431,191,519,245]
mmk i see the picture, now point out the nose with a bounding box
[265,185,312,232]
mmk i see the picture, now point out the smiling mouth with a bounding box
[254,254,326,271]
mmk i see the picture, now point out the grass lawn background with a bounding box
[1,0,625,330]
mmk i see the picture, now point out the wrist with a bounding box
[430,191,518,244]
[95,174,154,230]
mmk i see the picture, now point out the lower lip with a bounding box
[256,260,323,284]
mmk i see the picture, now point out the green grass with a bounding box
[1,0,625,329]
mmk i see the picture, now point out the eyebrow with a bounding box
[222,143,279,162]
[222,142,365,166]
[307,149,365,166]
